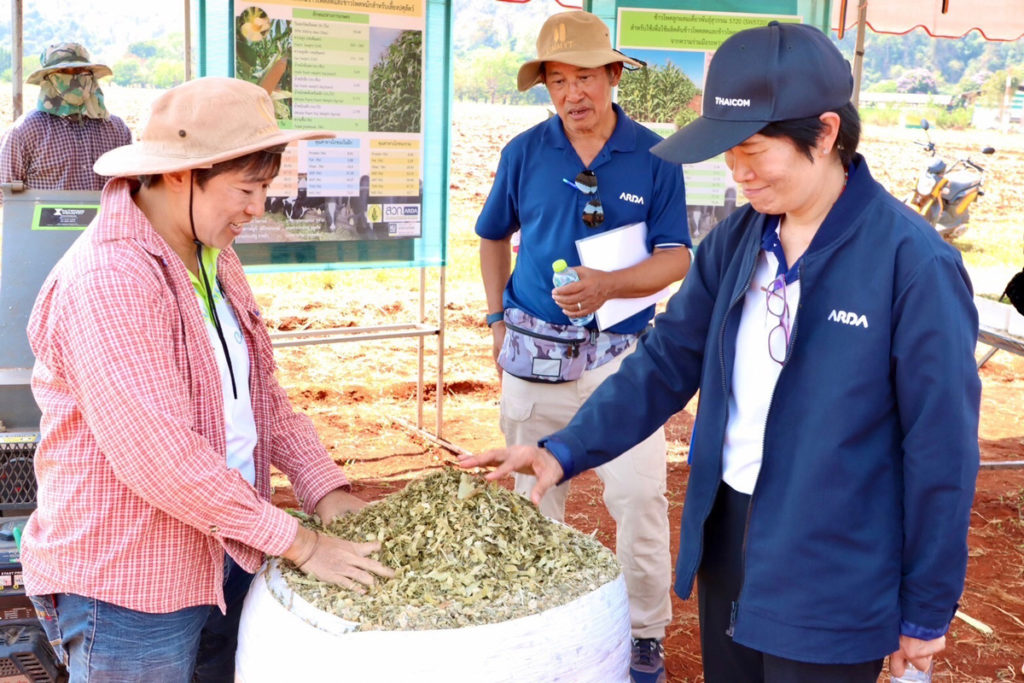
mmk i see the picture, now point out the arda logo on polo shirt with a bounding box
[828,309,869,328]
[619,192,645,205]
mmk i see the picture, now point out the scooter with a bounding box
[903,119,995,241]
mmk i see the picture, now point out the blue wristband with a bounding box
[486,311,504,327]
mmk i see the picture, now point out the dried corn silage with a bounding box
[280,468,621,631]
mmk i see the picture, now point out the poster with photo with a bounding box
[233,0,425,244]
[616,8,799,243]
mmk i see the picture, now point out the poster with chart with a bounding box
[233,0,424,243]
[616,9,798,243]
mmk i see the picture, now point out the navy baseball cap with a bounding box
[651,21,853,165]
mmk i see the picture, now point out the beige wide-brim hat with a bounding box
[27,42,112,85]
[94,77,333,177]
[517,11,644,92]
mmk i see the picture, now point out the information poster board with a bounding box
[613,8,799,243]
[232,1,426,247]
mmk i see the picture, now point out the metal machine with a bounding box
[0,185,99,508]
[0,184,98,682]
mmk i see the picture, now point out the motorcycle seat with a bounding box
[943,172,979,197]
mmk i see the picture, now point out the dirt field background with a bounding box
[3,90,1024,681]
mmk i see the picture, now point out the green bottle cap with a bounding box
[552,259,568,272]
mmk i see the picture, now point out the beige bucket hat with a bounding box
[27,42,112,85]
[517,11,644,92]
[94,77,333,177]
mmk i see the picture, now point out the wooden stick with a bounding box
[983,601,1024,630]
[955,610,994,635]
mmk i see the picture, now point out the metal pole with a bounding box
[184,0,193,81]
[436,266,446,440]
[12,0,23,120]
[851,0,868,108]
[417,267,425,430]
[1000,74,1013,132]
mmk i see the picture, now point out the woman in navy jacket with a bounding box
[462,22,980,683]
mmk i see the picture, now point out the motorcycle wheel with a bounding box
[923,201,942,228]
[948,224,969,240]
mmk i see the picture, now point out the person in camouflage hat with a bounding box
[0,42,131,192]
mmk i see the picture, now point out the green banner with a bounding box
[618,9,800,50]
[292,8,370,23]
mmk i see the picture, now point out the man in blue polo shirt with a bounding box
[474,11,691,683]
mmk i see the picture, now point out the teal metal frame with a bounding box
[194,0,454,442]
[196,0,451,273]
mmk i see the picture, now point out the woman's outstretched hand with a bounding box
[458,445,564,505]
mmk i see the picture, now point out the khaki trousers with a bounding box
[500,348,672,639]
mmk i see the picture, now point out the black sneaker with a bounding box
[630,637,666,683]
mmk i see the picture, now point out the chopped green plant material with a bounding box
[280,468,620,631]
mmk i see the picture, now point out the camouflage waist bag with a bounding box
[497,307,639,383]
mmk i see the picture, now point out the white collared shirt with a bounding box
[722,247,802,494]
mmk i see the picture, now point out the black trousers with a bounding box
[192,557,256,682]
[696,483,885,683]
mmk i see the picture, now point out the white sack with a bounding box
[236,558,630,682]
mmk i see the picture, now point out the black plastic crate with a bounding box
[0,435,38,511]
[0,593,34,623]
[0,623,59,682]
[0,517,30,622]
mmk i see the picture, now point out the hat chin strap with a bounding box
[188,171,200,245]
[189,172,239,400]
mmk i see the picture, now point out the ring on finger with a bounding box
[577,302,582,311]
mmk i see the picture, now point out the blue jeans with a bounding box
[30,558,255,683]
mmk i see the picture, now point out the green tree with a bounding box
[111,58,146,87]
[978,68,1024,106]
[150,60,183,89]
[832,29,1024,95]
[127,41,159,60]
[867,79,899,93]
[452,47,548,105]
[674,107,698,129]
[467,48,523,104]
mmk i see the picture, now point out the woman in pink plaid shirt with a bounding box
[23,77,393,682]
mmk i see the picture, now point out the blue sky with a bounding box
[370,28,403,69]
[622,48,705,88]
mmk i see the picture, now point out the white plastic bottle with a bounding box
[891,661,933,682]
[552,259,593,326]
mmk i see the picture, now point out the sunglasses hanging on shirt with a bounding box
[562,170,604,228]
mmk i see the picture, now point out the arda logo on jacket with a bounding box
[828,309,869,328]
[619,192,645,205]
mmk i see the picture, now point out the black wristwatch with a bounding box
[486,311,504,327]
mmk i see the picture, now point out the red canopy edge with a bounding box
[832,0,1024,42]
